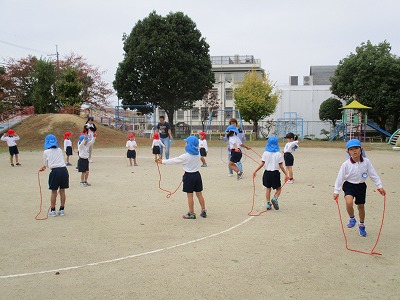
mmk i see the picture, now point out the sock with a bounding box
[359,221,364,226]
[350,216,355,219]
[51,208,56,212]
[59,206,64,210]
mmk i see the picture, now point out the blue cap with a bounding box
[265,136,280,152]
[78,135,89,144]
[225,125,239,134]
[44,134,58,149]
[184,135,199,155]
[346,139,362,149]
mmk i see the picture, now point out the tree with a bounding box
[31,59,56,113]
[330,40,400,133]
[319,97,343,127]
[113,11,215,132]
[200,90,219,131]
[233,71,280,138]
[56,66,84,107]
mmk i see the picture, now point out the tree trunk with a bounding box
[166,110,175,135]
[253,121,258,140]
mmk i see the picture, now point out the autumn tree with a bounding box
[330,40,400,133]
[319,97,343,127]
[233,71,280,138]
[113,11,215,132]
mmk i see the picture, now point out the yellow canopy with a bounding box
[341,100,371,109]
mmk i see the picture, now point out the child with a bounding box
[226,125,251,180]
[199,131,208,167]
[39,134,69,217]
[151,133,166,162]
[158,136,206,219]
[78,133,96,187]
[333,139,386,237]
[253,136,289,210]
[85,117,97,163]
[126,133,138,166]
[1,129,21,166]
[283,132,299,184]
[63,132,73,166]
[223,118,245,176]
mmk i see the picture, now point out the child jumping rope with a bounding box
[333,139,386,237]
[1,129,21,166]
[158,136,207,219]
[39,134,69,217]
[78,133,96,187]
[199,131,208,167]
[226,125,251,180]
[253,136,289,210]
[126,133,138,166]
[64,132,73,166]
[151,133,166,163]
[283,132,299,183]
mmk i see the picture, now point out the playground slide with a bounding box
[388,129,400,146]
[367,121,392,137]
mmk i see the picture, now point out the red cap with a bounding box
[153,133,159,139]
[128,133,134,138]
[199,131,206,138]
[7,129,15,135]
[64,132,72,139]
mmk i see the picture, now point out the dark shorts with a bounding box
[127,149,136,159]
[9,146,19,156]
[284,152,294,166]
[262,170,281,189]
[66,146,73,156]
[230,149,242,163]
[78,158,89,173]
[182,171,203,193]
[48,167,69,190]
[343,181,367,205]
[153,146,160,155]
[200,148,207,157]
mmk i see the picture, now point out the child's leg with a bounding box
[357,204,365,223]
[201,157,206,164]
[195,192,206,210]
[344,195,355,218]
[286,166,293,179]
[187,193,195,212]
[229,161,239,173]
[274,187,282,198]
[236,161,243,172]
[9,154,13,164]
[81,172,85,182]
[265,188,272,202]
[66,155,70,163]
[129,158,132,166]
[85,171,89,182]
[15,154,19,163]
[59,189,66,207]
[50,190,58,209]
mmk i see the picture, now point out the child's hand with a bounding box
[284,176,289,182]
[234,148,240,152]
[252,172,257,178]
[333,193,339,201]
[156,158,162,164]
[39,166,46,172]
[377,188,386,196]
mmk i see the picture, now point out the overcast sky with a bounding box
[1,0,399,105]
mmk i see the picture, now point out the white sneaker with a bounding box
[228,173,233,177]
[286,179,294,184]
[89,160,93,163]
[48,210,57,217]
[80,182,87,187]
[58,210,65,216]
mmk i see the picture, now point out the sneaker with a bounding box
[183,212,196,219]
[266,202,272,210]
[228,173,233,177]
[347,218,357,228]
[237,171,244,180]
[58,210,65,216]
[11,163,14,167]
[85,182,91,186]
[66,162,72,166]
[16,163,21,166]
[134,163,138,166]
[80,182,87,187]
[201,163,207,167]
[48,210,57,217]
[200,209,207,218]
[286,179,294,184]
[359,224,367,237]
[271,197,279,210]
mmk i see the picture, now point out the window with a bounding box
[225,89,233,101]
[225,107,233,120]
[177,110,184,120]
[224,73,232,83]
[191,108,199,120]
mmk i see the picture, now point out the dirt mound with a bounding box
[0,114,152,151]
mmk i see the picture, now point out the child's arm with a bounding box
[333,163,346,199]
[253,161,265,177]
[367,160,385,195]
[279,162,289,182]
[241,143,251,150]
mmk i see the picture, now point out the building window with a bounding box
[226,89,233,101]
[192,108,199,120]
[225,107,233,120]
[177,110,184,120]
[224,73,232,83]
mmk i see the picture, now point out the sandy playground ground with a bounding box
[0,145,399,299]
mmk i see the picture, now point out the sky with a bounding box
[1,0,399,106]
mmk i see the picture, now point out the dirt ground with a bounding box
[0,145,399,299]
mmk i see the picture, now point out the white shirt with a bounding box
[151,140,166,148]
[126,140,137,150]
[78,137,96,159]
[1,135,20,146]
[228,135,242,150]
[64,139,72,150]
[162,153,200,173]
[261,151,284,171]
[334,157,383,194]
[284,141,299,153]
[43,148,66,169]
[199,139,208,151]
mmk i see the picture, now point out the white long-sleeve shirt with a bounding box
[334,157,383,194]
[162,153,200,173]
[43,148,66,169]
[1,135,20,146]
[199,139,208,151]
[151,140,165,149]
[78,137,96,159]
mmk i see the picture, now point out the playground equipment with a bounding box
[275,112,304,141]
[388,129,400,146]
[205,109,247,139]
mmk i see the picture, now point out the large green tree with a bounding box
[330,40,400,133]
[319,97,343,127]
[113,11,215,131]
[56,66,84,107]
[233,71,280,138]
[31,59,56,113]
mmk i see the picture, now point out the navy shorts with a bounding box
[48,167,69,190]
[78,158,89,172]
[182,171,203,193]
[284,152,294,166]
[66,146,73,156]
[200,148,207,157]
[230,149,242,163]
[9,146,19,156]
[343,181,367,205]
[262,170,281,189]
[153,146,160,155]
[127,149,136,159]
